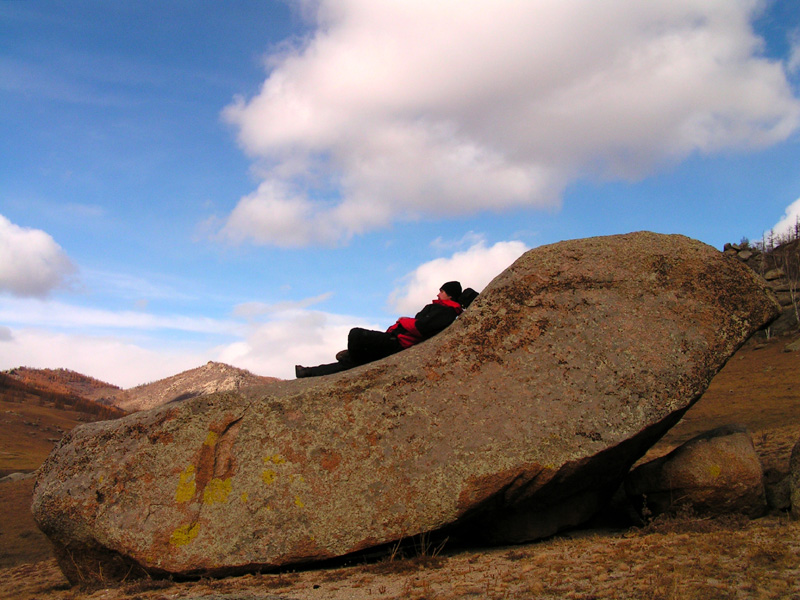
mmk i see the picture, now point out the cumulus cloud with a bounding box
[232,293,333,319]
[0,288,369,383]
[789,29,800,74]
[0,305,373,385]
[0,300,307,385]
[0,238,529,382]
[218,236,528,376]
[389,237,528,314]
[219,181,343,247]
[0,214,77,297]
[0,287,381,382]
[0,297,239,336]
[216,308,374,379]
[221,0,800,247]
[770,196,800,241]
[0,328,206,388]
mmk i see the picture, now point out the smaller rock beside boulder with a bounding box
[625,425,766,518]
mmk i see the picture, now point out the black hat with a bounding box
[440,281,462,299]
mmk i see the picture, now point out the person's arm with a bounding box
[414,304,458,338]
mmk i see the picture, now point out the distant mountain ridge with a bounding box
[2,362,281,414]
[0,369,125,422]
[117,361,280,412]
[3,367,122,403]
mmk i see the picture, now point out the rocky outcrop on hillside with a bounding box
[724,240,799,336]
[116,362,280,412]
[32,232,780,585]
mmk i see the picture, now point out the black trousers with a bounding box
[303,327,403,377]
[348,327,403,363]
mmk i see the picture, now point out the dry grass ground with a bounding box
[3,516,798,600]
[0,396,87,476]
[1,332,798,600]
[643,331,800,475]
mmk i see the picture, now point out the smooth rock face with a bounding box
[32,232,780,584]
[625,425,767,518]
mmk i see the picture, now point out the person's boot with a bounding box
[295,365,312,378]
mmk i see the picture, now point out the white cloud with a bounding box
[232,293,333,319]
[222,0,800,247]
[0,297,239,336]
[81,267,194,302]
[0,327,206,388]
[770,196,800,241]
[788,29,800,74]
[389,238,528,314]
[216,240,534,375]
[430,231,486,252]
[0,238,529,383]
[0,214,77,297]
[219,181,342,247]
[215,308,376,380]
[0,296,372,384]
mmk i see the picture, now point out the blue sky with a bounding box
[2,0,800,386]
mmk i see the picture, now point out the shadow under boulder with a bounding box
[625,424,767,519]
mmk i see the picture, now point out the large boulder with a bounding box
[624,425,767,518]
[32,232,779,584]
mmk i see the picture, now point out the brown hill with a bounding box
[116,361,280,412]
[0,373,125,478]
[0,376,130,568]
[3,367,123,407]
[4,362,281,414]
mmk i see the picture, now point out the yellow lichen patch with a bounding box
[262,469,277,485]
[203,478,232,505]
[708,464,722,478]
[294,495,305,508]
[241,492,248,502]
[170,522,200,547]
[263,454,286,465]
[175,465,196,503]
[204,431,219,447]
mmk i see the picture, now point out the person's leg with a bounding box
[295,357,356,378]
[348,327,402,364]
[295,327,401,378]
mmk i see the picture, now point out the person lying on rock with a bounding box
[295,281,465,378]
